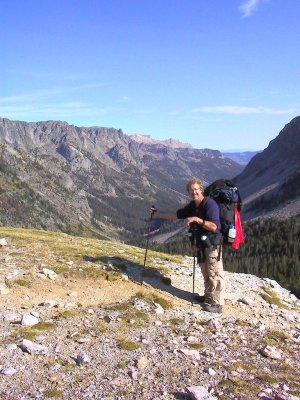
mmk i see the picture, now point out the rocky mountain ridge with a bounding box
[0,117,243,242]
[0,226,299,399]
[1,115,299,243]
[235,116,300,220]
[129,135,260,165]
[129,133,193,149]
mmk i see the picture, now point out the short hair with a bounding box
[186,178,204,193]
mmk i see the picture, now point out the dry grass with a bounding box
[0,226,180,278]
[118,338,140,351]
[260,285,288,309]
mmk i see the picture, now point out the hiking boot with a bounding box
[202,304,223,314]
[193,294,206,303]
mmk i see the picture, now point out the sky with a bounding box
[0,0,299,151]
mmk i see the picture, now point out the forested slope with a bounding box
[152,216,300,298]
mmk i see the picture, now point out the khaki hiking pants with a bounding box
[199,245,225,306]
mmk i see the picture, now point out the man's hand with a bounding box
[185,216,200,226]
[149,206,157,215]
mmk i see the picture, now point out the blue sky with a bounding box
[0,0,299,151]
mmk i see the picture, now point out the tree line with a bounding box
[151,215,300,298]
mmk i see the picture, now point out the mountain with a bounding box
[222,151,261,165]
[131,142,243,196]
[0,118,243,242]
[235,116,300,220]
[129,133,193,149]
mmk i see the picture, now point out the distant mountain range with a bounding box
[129,134,260,165]
[0,117,242,242]
[222,151,261,165]
[129,134,193,149]
[0,116,299,243]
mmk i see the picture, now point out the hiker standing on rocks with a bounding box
[151,178,224,313]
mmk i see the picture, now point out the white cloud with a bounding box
[0,101,127,120]
[119,95,131,103]
[192,105,296,115]
[0,84,107,104]
[0,102,88,116]
[0,90,60,104]
[239,0,270,18]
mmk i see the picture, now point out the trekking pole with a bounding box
[191,222,197,307]
[143,206,157,268]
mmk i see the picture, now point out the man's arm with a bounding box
[185,198,220,232]
[185,216,217,232]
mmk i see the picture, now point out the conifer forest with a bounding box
[151,215,300,298]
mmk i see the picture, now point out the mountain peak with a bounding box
[129,133,193,149]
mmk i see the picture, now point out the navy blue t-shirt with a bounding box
[176,197,221,233]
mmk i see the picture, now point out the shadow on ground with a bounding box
[83,255,195,304]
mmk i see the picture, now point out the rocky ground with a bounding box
[0,227,300,400]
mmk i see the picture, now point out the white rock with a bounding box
[238,298,252,305]
[2,312,19,322]
[76,337,90,344]
[21,314,39,326]
[0,238,8,246]
[154,303,164,315]
[136,356,149,369]
[62,302,77,309]
[42,268,57,280]
[215,343,228,351]
[134,299,151,311]
[186,336,199,344]
[30,311,39,318]
[6,344,18,351]
[128,367,138,380]
[41,300,57,308]
[5,269,22,280]
[204,367,217,376]
[1,366,17,375]
[264,278,280,288]
[20,339,48,354]
[206,319,222,330]
[185,385,217,400]
[0,283,10,295]
[75,353,91,364]
[68,291,78,297]
[110,377,129,386]
[260,345,282,360]
[255,322,266,331]
[290,294,299,302]
[179,348,201,360]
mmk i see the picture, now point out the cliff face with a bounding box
[235,116,300,219]
[0,118,243,240]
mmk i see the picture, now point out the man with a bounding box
[152,178,224,313]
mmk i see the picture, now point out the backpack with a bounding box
[204,179,244,248]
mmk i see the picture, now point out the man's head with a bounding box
[186,178,204,204]
[186,178,204,194]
